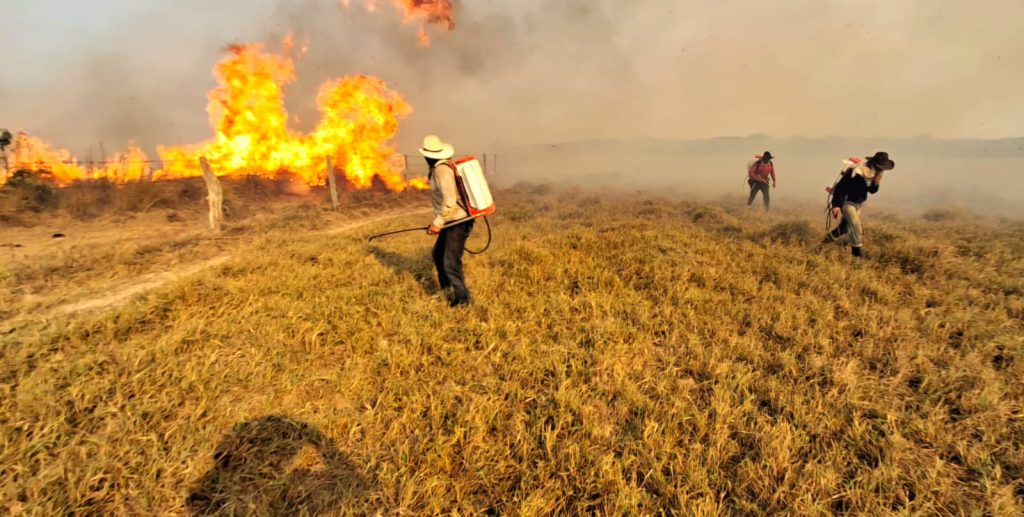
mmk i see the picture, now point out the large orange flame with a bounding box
[4,42,420,191]
[159,43,415,190]
[311,76,412,190]
[157,43,303,182]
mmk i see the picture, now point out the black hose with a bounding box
[825,171,844,234]
[825,193,834,233]
[466,216,492,255]
[367,226,429,241]
[367,216,493,255]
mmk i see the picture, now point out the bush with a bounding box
[1,169,59,212]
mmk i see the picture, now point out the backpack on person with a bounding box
[441,156,496,218]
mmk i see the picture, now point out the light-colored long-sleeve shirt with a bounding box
[430,161,468,228]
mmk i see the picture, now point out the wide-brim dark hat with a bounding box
[867,151,895,171]
[758,151,774,160]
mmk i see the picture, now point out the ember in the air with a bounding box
[344,0,455,46]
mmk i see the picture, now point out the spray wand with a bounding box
[367,216,492,255]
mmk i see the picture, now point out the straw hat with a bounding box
[418,135,455,160]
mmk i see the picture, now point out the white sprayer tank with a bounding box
[453,157,496,218]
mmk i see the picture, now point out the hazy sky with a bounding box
[2,0,1022,156]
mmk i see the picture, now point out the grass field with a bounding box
[2,184,1023,514]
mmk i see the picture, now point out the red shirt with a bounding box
[748,161,776,183]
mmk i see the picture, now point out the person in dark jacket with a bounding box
[825,151,895,257]
[746,151,777,210]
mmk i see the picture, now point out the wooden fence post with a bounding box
[199,157,224,232]
[0,129,10,184]
[326,156,339,211]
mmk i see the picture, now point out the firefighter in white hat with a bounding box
[420,134,473,307]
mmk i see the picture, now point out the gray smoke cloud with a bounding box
[2,0,1022,213]
[328,0,1009,154]
[5,0,1023,152]
[267,0,645,152]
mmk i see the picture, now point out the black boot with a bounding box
[851,247,863,258]
[449,295,471,308]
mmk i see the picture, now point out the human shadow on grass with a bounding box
[368,245,438,295]
[186,416,366,516]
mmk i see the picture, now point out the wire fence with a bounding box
[0,153,499,186]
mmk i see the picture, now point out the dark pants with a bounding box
[747,180,770,210]
[432,219,474,306]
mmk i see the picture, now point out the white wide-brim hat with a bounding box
[418,134,455,160]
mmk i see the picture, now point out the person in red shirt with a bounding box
[746,151,777,211]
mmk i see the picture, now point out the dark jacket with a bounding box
[831,169,880,208]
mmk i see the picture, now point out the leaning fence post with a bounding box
[0,129,10,184]
[326,156,340,211]
[199,157,224,232]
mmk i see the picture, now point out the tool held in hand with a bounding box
[824,157,861,233]
[368,156,495,254]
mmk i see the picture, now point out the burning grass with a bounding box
[3,42,421,192]
[1,187,1023,514]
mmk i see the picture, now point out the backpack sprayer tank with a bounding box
[452,156,496,218]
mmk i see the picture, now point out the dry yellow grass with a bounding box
[2,185,1023,514]
[0,178,425,324]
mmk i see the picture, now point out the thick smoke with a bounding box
[2,0,1023,214]
[267,0,645,152]
[6,0,1023,151]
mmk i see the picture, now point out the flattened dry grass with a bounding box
[2,186,1023,514]
[0,185,425,323]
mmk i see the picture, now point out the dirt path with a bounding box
[47,256,233,317]
[1,208,431,335]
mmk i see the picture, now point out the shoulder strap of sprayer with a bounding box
[750,159,771,179]
[441,159,471,214]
